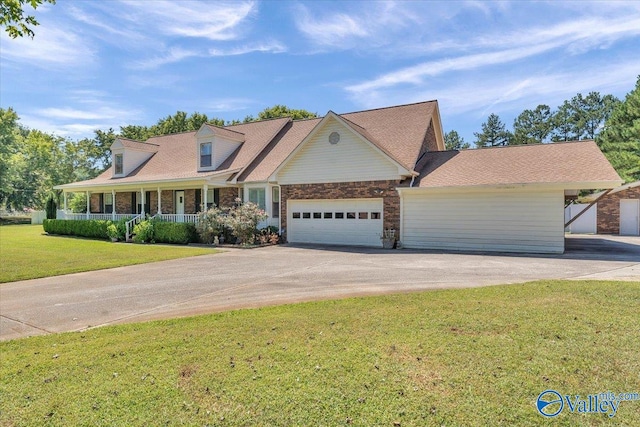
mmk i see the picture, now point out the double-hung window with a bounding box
[114,154,123,175]
[248,188,266,211]
[200,142,212,168]
[271,187,280,218]
[104,193,113,214]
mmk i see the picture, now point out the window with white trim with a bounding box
[248,188,266,210]
[272,187,280,218]
[114,154,123,175]
[200,142,212,168]
[104,193,113,214]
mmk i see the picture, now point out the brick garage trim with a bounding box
[596,186,640,234]
[280,180,403,241]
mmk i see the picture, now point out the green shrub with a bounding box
[153,222,197,244]
[132,220,154,243]
[106,224,119,241]
[43,219,110,239]
[196,206,225,244]
[45,195,57,220]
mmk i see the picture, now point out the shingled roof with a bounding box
[412,141,622,189]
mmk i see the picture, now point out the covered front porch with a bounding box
[60,185,241,224]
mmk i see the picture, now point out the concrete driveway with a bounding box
[1,235,638,341]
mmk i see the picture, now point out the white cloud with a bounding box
[119,0,256,41]
[0,24,95,68]
[205,98,258,112]
[294,1,421,50]
[20,95,144,138]
[208,41,286,56]
[131,47,203,70]
[345,12,640,100]
[353,60,640,119]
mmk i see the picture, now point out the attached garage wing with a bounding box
[287,198,384,247]
[400,189,565,254]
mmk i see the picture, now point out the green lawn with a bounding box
[1,280,638,426]
[0,225,219,283]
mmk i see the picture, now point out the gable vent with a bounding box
[328,131,340,145]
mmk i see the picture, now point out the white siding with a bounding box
[401,189,565,254]
[278,117,400,184]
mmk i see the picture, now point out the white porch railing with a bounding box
[60,212,199,225]
[125,214,143,242]
[155,214,199,223]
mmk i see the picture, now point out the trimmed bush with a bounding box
[43,219,110,239]
[132,220,154,243]
[153,222,197,244]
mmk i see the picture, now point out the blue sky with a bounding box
[1,0,639,145]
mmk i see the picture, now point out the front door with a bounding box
[620,199,640,236]
[176,191,185,221]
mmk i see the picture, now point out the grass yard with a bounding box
[1,280,639,426]
[0,225,219,283]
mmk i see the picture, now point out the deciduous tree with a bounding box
[0,0,55,39]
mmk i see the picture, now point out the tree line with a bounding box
[444,77,639,182]
[2,79,638,212]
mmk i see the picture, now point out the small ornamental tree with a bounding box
[45,194,57,219]
[224,198,268,245]
[196,205,226,244]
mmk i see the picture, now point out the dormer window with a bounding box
[200,142,212,168]
[115,154,123,175]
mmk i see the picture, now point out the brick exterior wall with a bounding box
[280,180,403,240]
[220,187,239,208]
[596,186,640,234]
[420,120,439,153]
[184,189,197,214]
[115,192,132,214]
[161,190,174,214]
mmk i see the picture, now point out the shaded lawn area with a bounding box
[1,280,639,426]
[0,225,219,283]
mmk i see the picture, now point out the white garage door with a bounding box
[287,198,383,247]
[401,189,565,254]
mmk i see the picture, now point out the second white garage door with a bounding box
[400,189,565,254]
[287,198,383,247]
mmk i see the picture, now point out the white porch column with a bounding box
[111,190,116,220]
[63,192,68,212]
[140,188,145,216]
[203,184,208,212]
[157,188,162,215]
[85,191,90,219]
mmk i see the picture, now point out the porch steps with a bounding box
[125,214,143,242]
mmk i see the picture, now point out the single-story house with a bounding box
[579,181,640,236]
[55,100,622,253]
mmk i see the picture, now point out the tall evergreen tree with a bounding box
[512,105,552,145]
[444,130,470,150]
[597,76,640,182]
[474,114,511,147]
